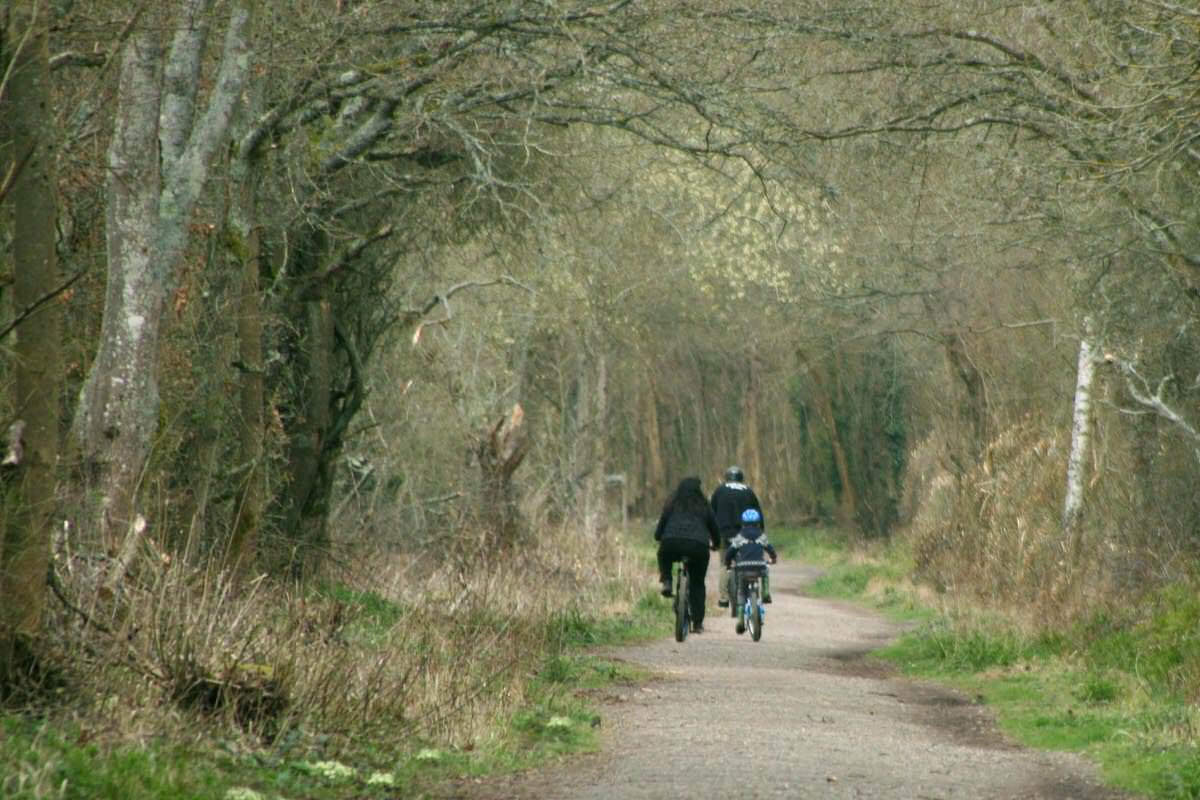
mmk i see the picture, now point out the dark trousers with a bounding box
[657,538,710,625]
[718,527,738,599]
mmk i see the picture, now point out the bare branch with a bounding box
[408,276,535,346]
[1136,0,1200,17]
[1104,354,1200,463]
[0,270,86,342]
[49,50,108,70]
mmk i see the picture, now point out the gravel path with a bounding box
[457,562,1128,799]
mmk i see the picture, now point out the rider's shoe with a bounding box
[763,595,772,604]
[660,581,672,597]
[735,622,745,635]
[690,623,704,634]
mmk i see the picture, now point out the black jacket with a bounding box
[655,502,720,549]
[723,525,777,570]
[709,481,764,534]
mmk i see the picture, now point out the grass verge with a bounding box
[770,526,932,623]
[1,535,670,800]
[774,526,1200,800]
[1,590,666,800]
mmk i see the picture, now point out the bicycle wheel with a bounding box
[673,562,689,643]
[749,583,763,642]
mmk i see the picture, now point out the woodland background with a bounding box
[1,0,1198,782]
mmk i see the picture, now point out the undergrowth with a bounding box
[0,528,668,799]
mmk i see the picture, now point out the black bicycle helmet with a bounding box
[724,465,744,482]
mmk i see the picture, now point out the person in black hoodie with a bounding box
[654,476,720,632]
[709,465,763,607]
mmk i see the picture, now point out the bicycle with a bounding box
[672,558,691,642]
[735,570,766,642]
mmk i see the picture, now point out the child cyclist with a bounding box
[724,508,777,634]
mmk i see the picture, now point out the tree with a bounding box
[70,1,252,551]
[0,0,63,691]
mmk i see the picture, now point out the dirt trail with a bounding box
[459,562,1127,799]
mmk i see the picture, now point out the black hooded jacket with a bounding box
[709,480,764,534]
[654,477,720,549]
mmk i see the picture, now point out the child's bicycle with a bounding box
[735,570,766,642]
[672,558,691,642]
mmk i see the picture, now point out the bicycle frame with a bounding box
[738,573,765,641]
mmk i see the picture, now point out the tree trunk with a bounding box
[224,183,265,577]
[70,21,163,550]
[739,362,763,499]
[69,1,251,550]
[476,404,529,549]
[641,377,666,513]
[1063,324,1096,550]
[583,350,608,534]
[0,0,62,688]
[943,333,990,453]
[281,296,335,577]
[223,88,266,579]
[272,217,376,576]
[805,355,858,528]
[568,349,592,520]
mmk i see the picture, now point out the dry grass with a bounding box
[903,415,1199,629]
[34,520,650,757]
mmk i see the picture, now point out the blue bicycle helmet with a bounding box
[741,508,761,524]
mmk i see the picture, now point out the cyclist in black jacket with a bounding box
[709,465,763,607]
[654,476,720,633]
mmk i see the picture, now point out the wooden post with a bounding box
[606,473,627,537]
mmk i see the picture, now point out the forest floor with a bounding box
[451,561,1130,800]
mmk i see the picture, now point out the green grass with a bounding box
[874,592,1200,799]
[1,719,229,800]
[764,525,848,565]
[769,526,930,622]
[547,589,665,648]
[0,713,444,800]
[881,644,1200,799]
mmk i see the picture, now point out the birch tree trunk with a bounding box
[69,1,252,551]
[1063,323,1096,548]
[1,0,62,687]
[582,350,608,535]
